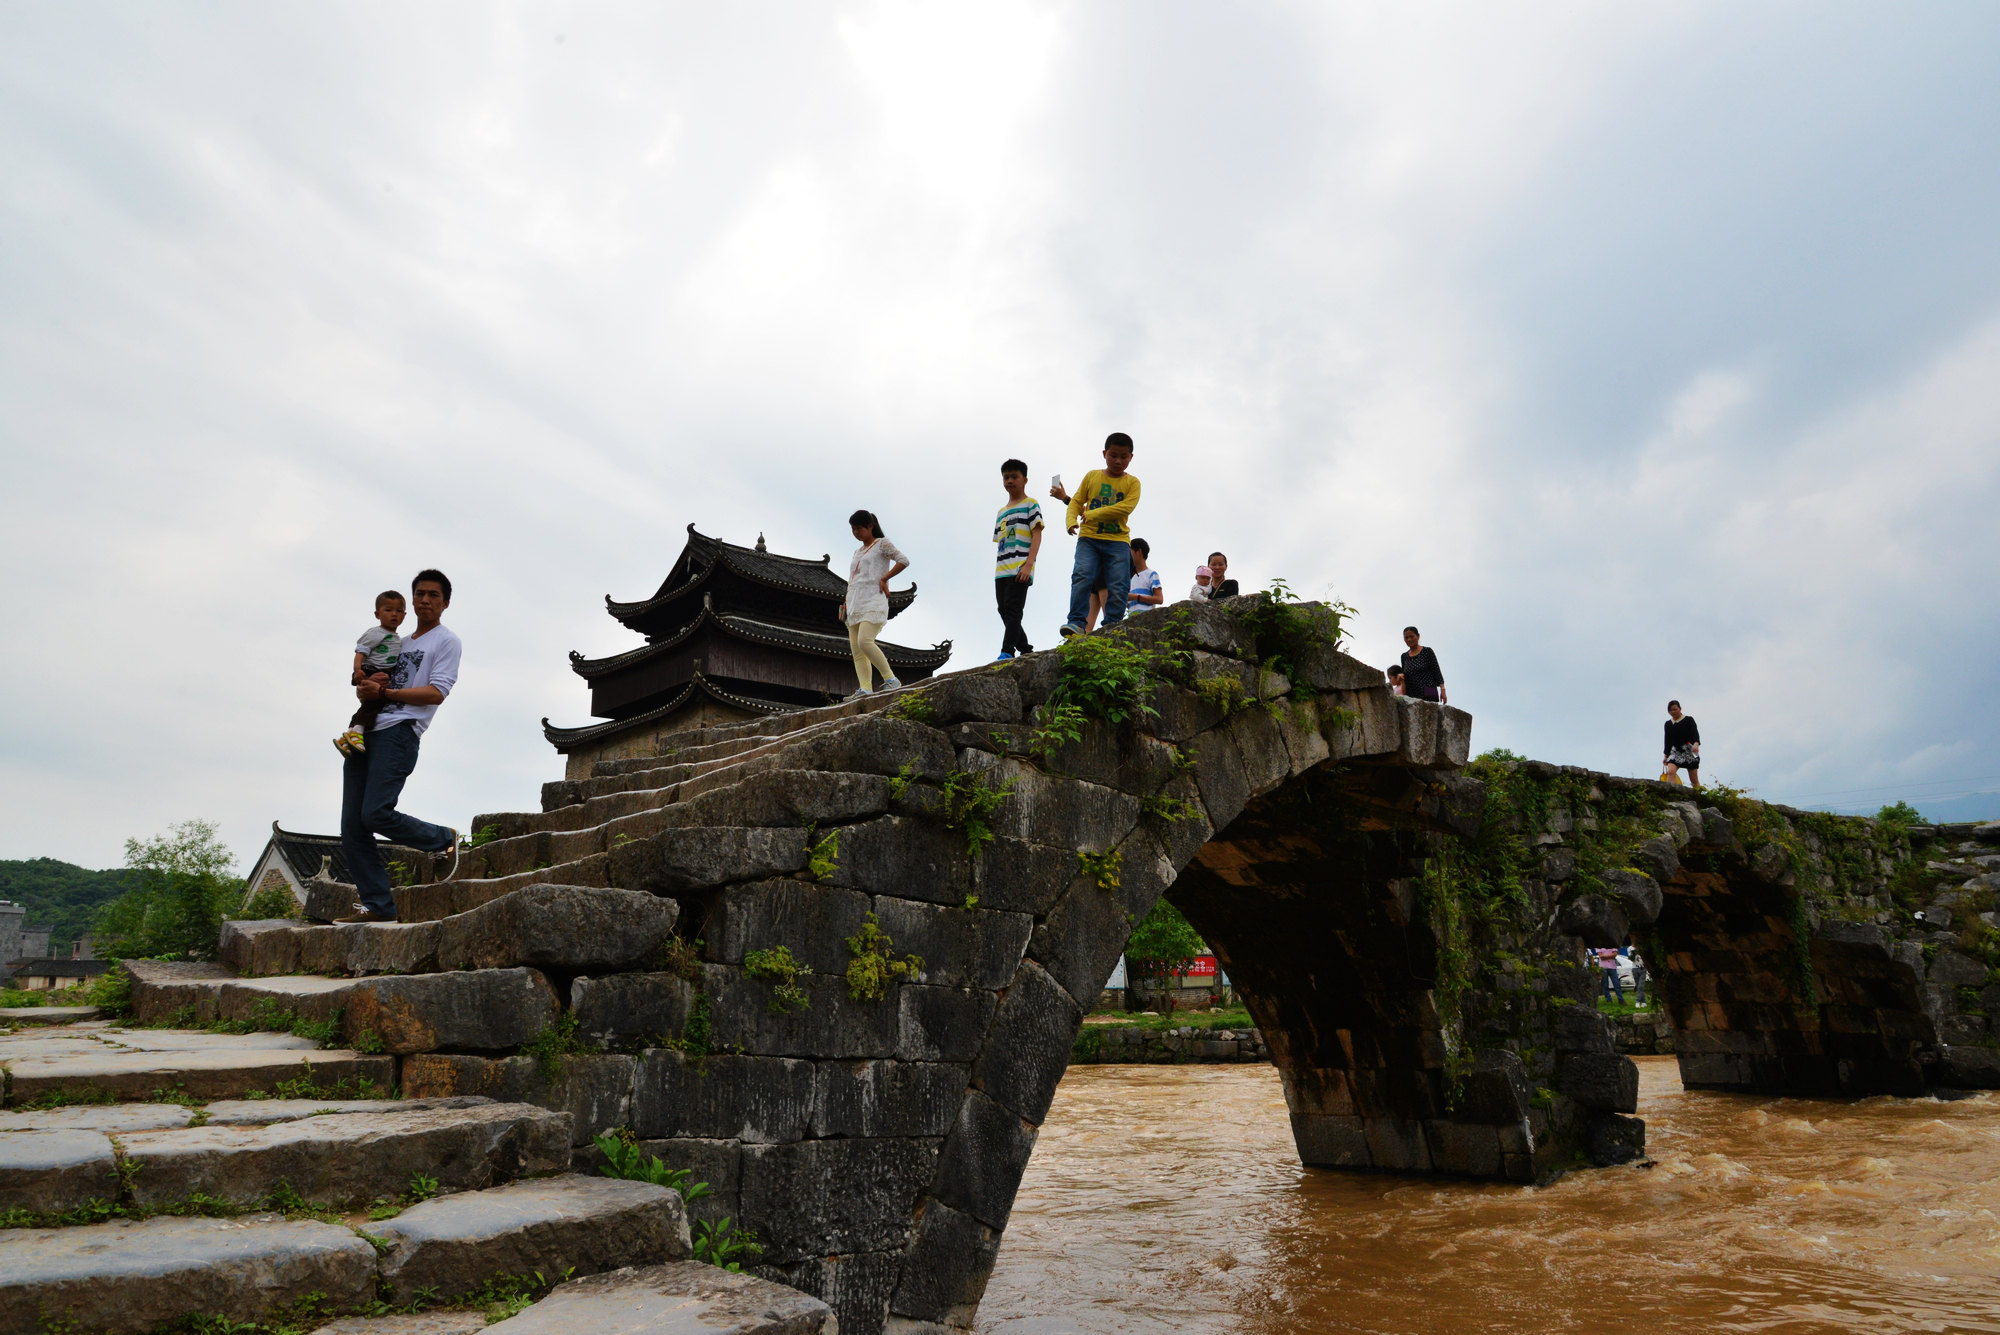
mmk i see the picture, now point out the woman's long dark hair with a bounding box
[849,509,885,540]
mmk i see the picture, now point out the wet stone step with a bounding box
[0,1006,102,1027]
[368,1173,690,1302]
[0,1214,377,1335]
[482,1261,835,1334]
[0,1128,118,1214]
[117,1101,571,1211]
[3,1043,396,1105]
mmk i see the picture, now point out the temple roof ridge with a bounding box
[568,601,951,681]
[603,524,914,628]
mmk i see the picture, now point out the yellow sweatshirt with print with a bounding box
[1064,470,1141,543]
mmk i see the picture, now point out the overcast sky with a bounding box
[4,2,1998,874]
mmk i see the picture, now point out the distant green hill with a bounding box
[0,859,134,956]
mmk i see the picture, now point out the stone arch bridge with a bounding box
[180,597,1988,1335]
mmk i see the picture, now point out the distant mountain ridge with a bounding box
[0,858,132,956]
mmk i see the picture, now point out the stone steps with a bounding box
[1,1174,702,1335]
[3,1028,396,1105]
[222,885,678,979]
[478,1261,834,1334]
[0,1007,102,1028]
[122,960,560,1055]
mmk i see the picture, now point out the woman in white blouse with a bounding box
[839,510,910,700]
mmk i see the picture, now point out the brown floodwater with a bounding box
[977,1058,2000,1334]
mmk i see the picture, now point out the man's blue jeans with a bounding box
[340,721,452,916]
[1600,969,1625,1004]
[1067,538,1132,630]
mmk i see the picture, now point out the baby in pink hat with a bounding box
[1189,565,1214,602]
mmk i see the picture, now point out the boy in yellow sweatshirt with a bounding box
[1051,432,1141,637]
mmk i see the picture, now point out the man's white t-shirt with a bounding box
[1127,567,1164,611]
[370,622,462,735]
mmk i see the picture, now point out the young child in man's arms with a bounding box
[335,590,406,755]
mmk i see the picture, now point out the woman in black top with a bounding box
[1399,626,1446,704]
[1663,700,1701,790]
[1207,551,1240,599]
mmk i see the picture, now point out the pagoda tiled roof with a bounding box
[568,601,951,681]
[541,673,810,751]
[606,526,915,628]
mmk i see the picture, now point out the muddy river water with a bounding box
[977,1058,2000,1334]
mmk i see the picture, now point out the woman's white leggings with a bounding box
[847,619,892,690]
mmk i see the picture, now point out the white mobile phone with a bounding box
[1051,474,1063,491]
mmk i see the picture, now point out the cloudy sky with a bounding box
[4,2,1998,874]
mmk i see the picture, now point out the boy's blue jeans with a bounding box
[340,721,454,916]
[1600,969,1625,1004]
[1067,538,1132,630]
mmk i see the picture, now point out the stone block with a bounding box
[1326,685,1401,760]
[1393,698,1440,767]
[1296,645,1388,692]
[977,761,1141,854]
[825,817,975,903]
[1540,849,1577,882]
[401,1054,636,1146]
[1458,1050,1534,1123]
[971,837,1086,917]
[310,969,557,1055]
[571,972,697,1048]
[971,961,1081,1125]
[1225,706,1293,800]
[0,1216,377,1335]
[370,1174,690,1302]
[927,1090,1037,1230]
[1552,1006,1616,1055]
[0,1106,192,1135]
[1696,807,1737,850]
[1426,1120,1503,1177]
[574,1136,743,1229]
[200,1097,492,1127]
[345,922,446,975]
[2,1047,397,1105]
[631,1051,814,1143]
[1189,724,1251,834]
[434,885,676,973]
[814,1061,970,1138]
[482,1261,834,1334]
[1560,1053,1640,1113]
[1584,1111,1646,1166]
[0,1129,118,1214]
[1364,1117,1432,1172]
[702,880,875,976]
[1930,950,1992,987]
[898,986,998,1063]
[888,1199,1003,1327]
[1437,706,1473,768]
[1601,869,1662,927]
[1939,1045,2000,1088]
[664,769,896,832]
[870,897,1032,992]
[124,959,234,1024]
[1633,837,1681,884]
[1275,698,1331,773]
[740,1136,939,1262]
[218,920,302,976]
[757,1250,904,1335]
[908,672,1023,725]
[118,1102,572,1209]
[702,966,901,1060]
[609,826,809,896]
[1555,894,1630,948]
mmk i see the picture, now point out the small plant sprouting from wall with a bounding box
[1078,848,1124,891]
[1140,793,1199,824]
[887,692,940,725]
[805,827,840,883]
[938,769,1014,857]
[742,946,810,1015]
[521,1013,599,1083]
[594,1129,714,1204]
[845,913,923,1001]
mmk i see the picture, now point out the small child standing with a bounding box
[335,591,406,755]
[1125,538,1163,614]
[992,459,1044,661]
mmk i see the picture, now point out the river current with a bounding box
[977,1057,2000,1334]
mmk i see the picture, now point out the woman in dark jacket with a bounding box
[1663,700,1701,789]
[1399,627,1445,704]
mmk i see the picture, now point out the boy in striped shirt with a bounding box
[992,459,1044,660]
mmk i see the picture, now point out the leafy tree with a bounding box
[1875,800,1924,826]
[0,859,134,955]
[94,820,244,960]
[1124,898,1208,1015]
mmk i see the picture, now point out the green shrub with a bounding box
[844,914,922,1001]
[742,946,810,1015]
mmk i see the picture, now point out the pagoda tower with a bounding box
[543,525,951,774]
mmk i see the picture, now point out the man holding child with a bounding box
[1050,432,1142,638]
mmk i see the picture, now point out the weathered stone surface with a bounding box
[1930,950,1991,987]
[1457,1050,1533,1124]
[1939,1045,2000,1088]
[251,968,557,1055]
[482,1260,834,1334]
[118,1102,571,1208]
[1393,697,1440,767]
[2,1047,396,1104]
[1540,848,1578,882]
[0,1129,118,1214]
[888,1199,1001,1327]
[1601,869,1663,927]
[1552,1006,1616,1056]
[308,1313,490,1335]
[898,986,997,1063]
[401,1055,634,1147]
[702,880,874,976]
[0,1006,101,1027]
[1555,894,1630,949]
[572,972,696,1047]
[1633,836,1681,884]
[868,897,1030,993]
[740,1137,938,1262]
[0,1104,193,1134]
[370,1174,690,1301]
[1584,1112,1646,1166]
[928,1090,1036,1231]
[0,1215,376,1335]
[907,672,1022,725]
[663,770,895,832]
[968,837,1081,917]
[219,919,304,975]
[576,1137,742,1228]
[971,961,1081,1125]
[434,884,677,973]
[633,1052,814,1143]
[826,817,976,902]
[758,1251,904,1335]
[609,827,810,896]
[1559,1053,1640,1113]
[702,966,901,1060]
[201,1097,492,1126]
[124,958,234,1024]
[814,1061,968,1139]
